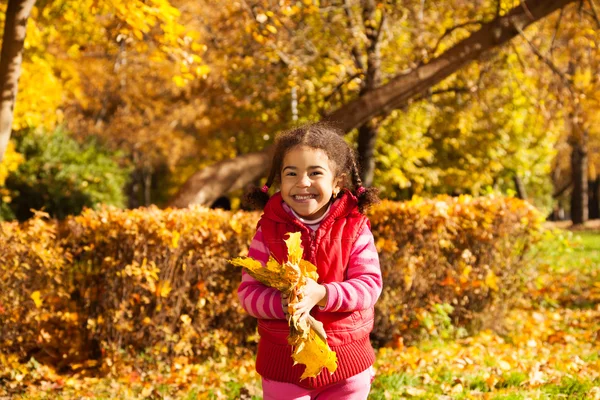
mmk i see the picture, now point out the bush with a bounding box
[0,212,84,368]
[60,205,259,361]
[369,195,543,346]
[0,195,542,369]
[4,128,130,221]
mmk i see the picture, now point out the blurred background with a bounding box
[0,1,599,399]
[0,0,598,224]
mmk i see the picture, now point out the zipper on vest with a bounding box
[308,230,316,261]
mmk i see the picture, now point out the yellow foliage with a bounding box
[0,141,24,187]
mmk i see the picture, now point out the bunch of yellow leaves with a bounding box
[230,232,338,380]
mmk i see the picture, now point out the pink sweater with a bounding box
[237,203,382,320]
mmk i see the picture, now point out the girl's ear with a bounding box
[334,174,345,192]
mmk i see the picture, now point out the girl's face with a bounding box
[280,146,342,220]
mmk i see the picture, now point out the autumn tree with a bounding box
[0,0,208,208]
[170,0,578,208]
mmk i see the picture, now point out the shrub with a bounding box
[369,195,543,346]
[4,128,130,221]
[0,212,84,368]
[60,205,259,361]
[0,195,542,368]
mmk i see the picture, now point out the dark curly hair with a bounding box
[244,121,379,214]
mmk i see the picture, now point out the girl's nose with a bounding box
[296,174,311,187]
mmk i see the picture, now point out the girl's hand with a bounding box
[281,292,291,321]
[292,278,327,319]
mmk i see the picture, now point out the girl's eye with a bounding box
[310,171,322,176]
[285,172,296,176]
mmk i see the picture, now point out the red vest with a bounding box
[255,191,376,389]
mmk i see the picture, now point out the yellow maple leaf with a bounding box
[291,329,338,380]
[230,231,337,379]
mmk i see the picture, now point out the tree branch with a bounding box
[513,23,574,93]
[170,0,578,207]
[413,86,475,104]
[550,7,564,55]
[553,180,572,198]
[323,73,363,103]
[586,0,600,27]
[343,0,365,72]
[428,20,485,58]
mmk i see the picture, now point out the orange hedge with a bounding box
[0,196,542,368]
[369,195,542,346]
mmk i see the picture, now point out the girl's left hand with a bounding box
[293,278,327,319]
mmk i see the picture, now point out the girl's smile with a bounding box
[291,193,318,202]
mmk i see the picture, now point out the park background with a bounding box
[0,0,599,398]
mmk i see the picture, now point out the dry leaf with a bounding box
[30,291,43,308]
[230,232,337,379]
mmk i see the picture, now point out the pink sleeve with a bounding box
[321,224,383,312]
[237,227,286,320]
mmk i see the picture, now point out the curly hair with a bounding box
[244,121,379,214]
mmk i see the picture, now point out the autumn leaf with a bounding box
[290,329,338,380]
[230,231,337,379]
[30,291,43,308]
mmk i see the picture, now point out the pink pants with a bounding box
[261,367,375,400]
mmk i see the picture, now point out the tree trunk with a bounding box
[570,128,588,225]
[357,121,378,186]
[169,0,576,207]
[589,178,599,220]
[0,0,37,163]
[169,150,271,208]
[513,174,527,200]
[356,0,382,187]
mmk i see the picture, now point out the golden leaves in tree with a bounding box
[230,231,337,379]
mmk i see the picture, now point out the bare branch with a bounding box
[376,9,386,43]
[550,7,564,55]
[553,180,572,198]
[521,1,536,20]
[413,86,475,104]
[428,20,485,58]
[343,0,365,72]
[323,73,363,103]
[514,23,574,93]
[586,0,600,27]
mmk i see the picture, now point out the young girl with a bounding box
[237,122,382,399]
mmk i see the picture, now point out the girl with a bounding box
[238,122,382,399]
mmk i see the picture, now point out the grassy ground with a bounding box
[2,229,599,399]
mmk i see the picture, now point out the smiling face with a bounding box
[280,146,342,220]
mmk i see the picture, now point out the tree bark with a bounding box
[589,178,599,220]
[570,127,588,225]
[169,150,272,208]
[356,0,382,187]
[513,174,527,200]
[0,0,37,163]
[169,0,576,207]
[357,121,378,186]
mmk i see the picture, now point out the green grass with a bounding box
[542,376,594,398]
[498,372,528,388]
[491,394,526,400]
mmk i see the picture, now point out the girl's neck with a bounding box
[287,203,332,226]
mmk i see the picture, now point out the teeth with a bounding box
[295,194,315,200]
